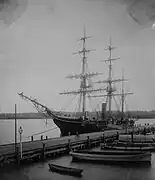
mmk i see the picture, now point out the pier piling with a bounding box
[41,135,43,141]
[41,143,46,160]
[17,146,20,165]
[131,131,134,142]
[87,136,91,148]
[116,132,119,140]
[68,139,71,151]
[102,133,105,143]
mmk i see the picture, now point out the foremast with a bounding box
[91,38,133,120]
[60,28,105,118]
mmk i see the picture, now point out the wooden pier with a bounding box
[0,126,151,168]
[0,130,122,167]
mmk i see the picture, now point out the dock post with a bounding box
[18,126,23,159]
[42,143,46,160]
[31,136,33,141]
[87,136,91,148]
[41,135,43,140]
[131,131,134,142]
[116,132,119,141]
[102,132,105,143]
[68,139,71,151]
[17,146,20,165]
[75,132,79,140]
[76,132,79,137]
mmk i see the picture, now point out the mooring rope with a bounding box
[26,126,58,138]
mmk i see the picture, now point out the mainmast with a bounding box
[121,69,125,115]
[103,37,120,116]
[81,27,87,114]
[91,37,133,119]
[60,28,106,118]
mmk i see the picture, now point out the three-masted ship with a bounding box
[18,32,134,136]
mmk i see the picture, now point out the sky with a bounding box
[0,0,155,113]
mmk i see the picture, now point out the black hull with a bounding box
[53,116,107,136]
[48,163,83,177]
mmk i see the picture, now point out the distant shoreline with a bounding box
[0,111,155,120]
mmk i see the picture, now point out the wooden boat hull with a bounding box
[48,163,83,177]
[117,141,155,148]
[70,151,151,164]
[119,139,155,144]
[76,149,149,155]
[53,116,107,136]
[101,144,154,151]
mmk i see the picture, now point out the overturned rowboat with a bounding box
[48,163,83,177]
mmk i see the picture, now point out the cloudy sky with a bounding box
[0,0,155,113]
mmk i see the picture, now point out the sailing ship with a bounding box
[18,30,133,136]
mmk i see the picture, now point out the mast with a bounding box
[90,37,133,119]
[81,27,87,114]
[101,37,120,117]
[121,69,125,115]
[59,27,106,118]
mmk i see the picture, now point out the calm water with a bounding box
[0,118,154,145]
[0,119,61,145]
[0,118,155,180]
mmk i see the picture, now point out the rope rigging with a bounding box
[59,94,78,113]
[26,126,58,138]
[74,94,81,117]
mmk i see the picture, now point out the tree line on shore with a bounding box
[0,110,155,119]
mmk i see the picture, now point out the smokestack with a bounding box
[101,103,107,120]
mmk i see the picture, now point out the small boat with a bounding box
[117,141,155,147]
[119,139,155,144]
[48,163,83,177]
[75,149,148,155]
[119,135,155,142]
[69,151,151,164]
[106,141,155,148]
[101,144,154,151]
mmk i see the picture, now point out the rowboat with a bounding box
[48,163,83,177]
[69,151,151,164]
[117,141,155,147]
[119,139,155,145]
[101,144,154,151]
[75,149,149,155]
[119,139,155,143]
[119,135,155,142]
[106,141,155,148]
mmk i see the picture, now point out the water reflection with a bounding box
[0,153,155,180]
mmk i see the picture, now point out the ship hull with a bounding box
[53,116,107,136]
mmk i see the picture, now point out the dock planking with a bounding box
[0,126,148,156]
[0,130,121,156]
[0,126,151,166]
